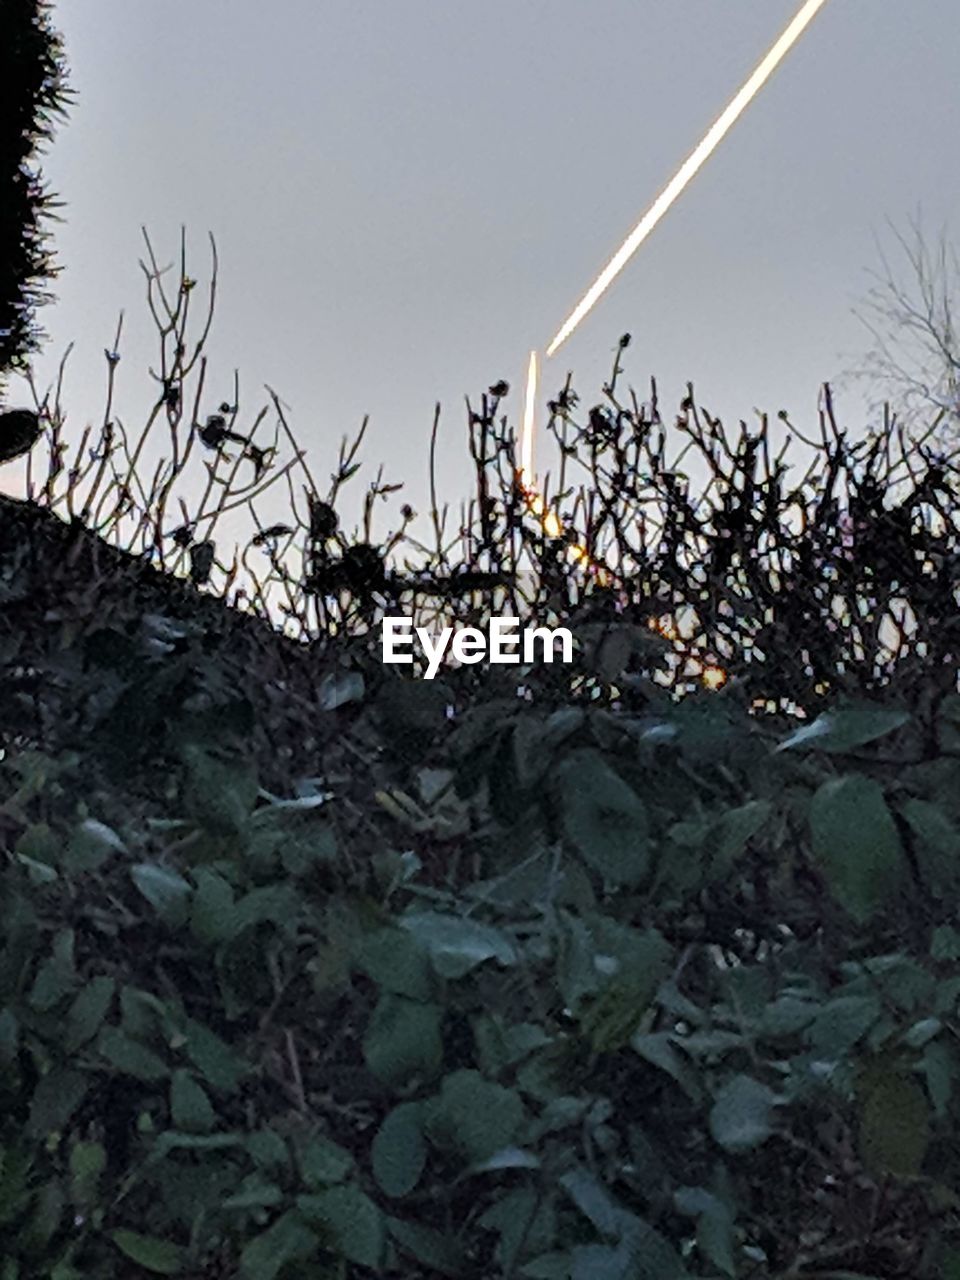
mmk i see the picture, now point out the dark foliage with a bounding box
[3,363,960,1276]
[0,0,70,395]
[4,236,960,1276]
[0,406,41,462]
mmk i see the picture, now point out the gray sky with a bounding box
[9,0,960,532]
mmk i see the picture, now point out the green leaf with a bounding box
[130,863,192,925]
[709,1074,779,1152]
[98,1027,169,1081]
[0,1144,31,1230]
[674,1187,735,1277]
[14,851,58,884]
[239,1210,317,1280]
[363,995,443,1088]
[697,1203,735,1278]
[298,1134,354,1188]
[578,921,671,1051]
[506,716,560,793]
[931,925,960,962]
[120,986,169,1040]
[920,1040,956,1117]
[358,927,435,1000]
[49,1263,86,1280]
[710,800,771,877]
[27,1069,89,1138]
[557,912,603,1013]
[674,1029,744,1059]
[387,1215,466,1276]
[901,798,960,894]
[558,750,650,887]
[274,818,338,875]
[903,1016,942,1049]
[472,1015,552,1076]
[15,821,59,868]
[631,1033,703,1103]
[559,1166,629,1237]
[473,1146,540,1172]
[64,976,116,1052]
[65,818,125,873]
[579,1227,688,1280]
[858,1066,931,1177]
[809,994,882,1056]
[316,670,365,711]
[372,1102,427,1198]
[28,928,76,1011]
[760,994,818,1039]
[181,745,258,836]
[519,1252,572,1279]
[424,1070,526,1163]
[561,1169,688,1278]
[111,1229,184,1275]
[399,911,517,979]
[69,1140,106,1208]
[231,883,299,932]
[571,1244,633,1280]
[182,1017,248,1093]
[478,1187,555,1272]
[152,1132,245,1156]
[22,1177,64,1252]
[169,1070,215,1133]
[0,1008,18,1066]
[189,868,237,945]
[809,774,905,923]
[247,1128,289,1170]
[297,1183,384,1268]
[672,697,751,768]
[222,1178,284,1212]
[776,704,909,753]
[581,978,662,1053]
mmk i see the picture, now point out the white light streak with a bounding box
[520,349,538,482]
[515,1,829,685]
[544,0,829,358]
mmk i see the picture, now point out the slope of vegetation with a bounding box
[3,238,960,1275]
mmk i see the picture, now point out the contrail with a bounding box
[516,0,828,685]
[522,0,828,502]
[520,349,538,481]
[544,0,828,358]
[518,347,593,561]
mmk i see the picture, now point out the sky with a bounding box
[7,0,960,539]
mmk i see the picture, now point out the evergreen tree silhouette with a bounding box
[0,0,70,405]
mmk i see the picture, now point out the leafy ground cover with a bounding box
[3,480,960,1276]
[3,235,960,1276]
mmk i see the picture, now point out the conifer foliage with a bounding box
[0,0,70,397]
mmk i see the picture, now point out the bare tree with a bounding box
[846,213,960,436]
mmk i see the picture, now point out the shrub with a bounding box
[3,238,960,1276]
